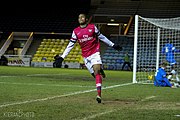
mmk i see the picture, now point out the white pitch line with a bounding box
[0,76,17,77]
[0,82,133,108]
[141,96,156,101]
[174,115,180,117]
[0,82,95,88]
[78,109,116,120]
[102,82,133,89]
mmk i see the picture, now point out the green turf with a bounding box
[0,66,179,120]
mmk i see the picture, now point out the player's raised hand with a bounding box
[112,44,123,51]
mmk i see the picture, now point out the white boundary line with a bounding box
[0,83,133,108]
[0,82,95,88]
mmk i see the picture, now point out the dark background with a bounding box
[0,0,91,17]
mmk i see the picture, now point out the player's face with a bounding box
[78,14,86,25]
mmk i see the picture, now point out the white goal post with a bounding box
[133,15,180,83]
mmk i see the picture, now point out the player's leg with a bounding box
[168,60,180,82]
[85,63,105,78]
[121,62,126,70]
[93,64,102,103]
[172,64,180,81]
[172,64,180,87]
[153,79,158,86]
[88,67,105,78]
[100,65,106,78]
[167,60,174,80]
[91,52,103,103]
[163,78,173,87]
[84,57,105,78]
[173,63,180,82]
[85,62,103,102]
[127,62,132,71]
[84,57,95,78]
[84,52,103,103]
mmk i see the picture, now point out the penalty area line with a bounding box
[0,82,133,108]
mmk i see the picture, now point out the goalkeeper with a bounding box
[56,13,122,103]
[161,39,180,83]
[154,62,177,88]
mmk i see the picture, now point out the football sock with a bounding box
[171,69,176,74]
[171,69,180,82]
[176,74,180,82]
[167,75,172,80]
[96,74,102,97]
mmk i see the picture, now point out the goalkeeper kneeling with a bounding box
[154,62,178,88]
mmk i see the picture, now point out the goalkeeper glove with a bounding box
[112,44,122,51]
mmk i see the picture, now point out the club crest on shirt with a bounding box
[88,29,92,32]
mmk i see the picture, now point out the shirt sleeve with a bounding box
[61,31,77,58]
[94,25,114,47]
[70,31,77,43]
[61,41,75,59]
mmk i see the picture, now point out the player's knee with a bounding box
[93,69,101,75]
[93,64,101,75]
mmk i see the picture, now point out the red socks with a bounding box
[95,74,102,97]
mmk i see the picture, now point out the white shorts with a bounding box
[83,52,102,74]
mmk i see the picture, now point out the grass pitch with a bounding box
[0,66,179,120]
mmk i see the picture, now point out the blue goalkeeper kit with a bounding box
[154,67,172,87]
[162,43,177,65]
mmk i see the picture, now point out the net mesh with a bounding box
[135,15,180,83]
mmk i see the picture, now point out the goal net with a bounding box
[133,15,180,83]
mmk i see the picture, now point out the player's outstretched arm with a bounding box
[61,41,75,59]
